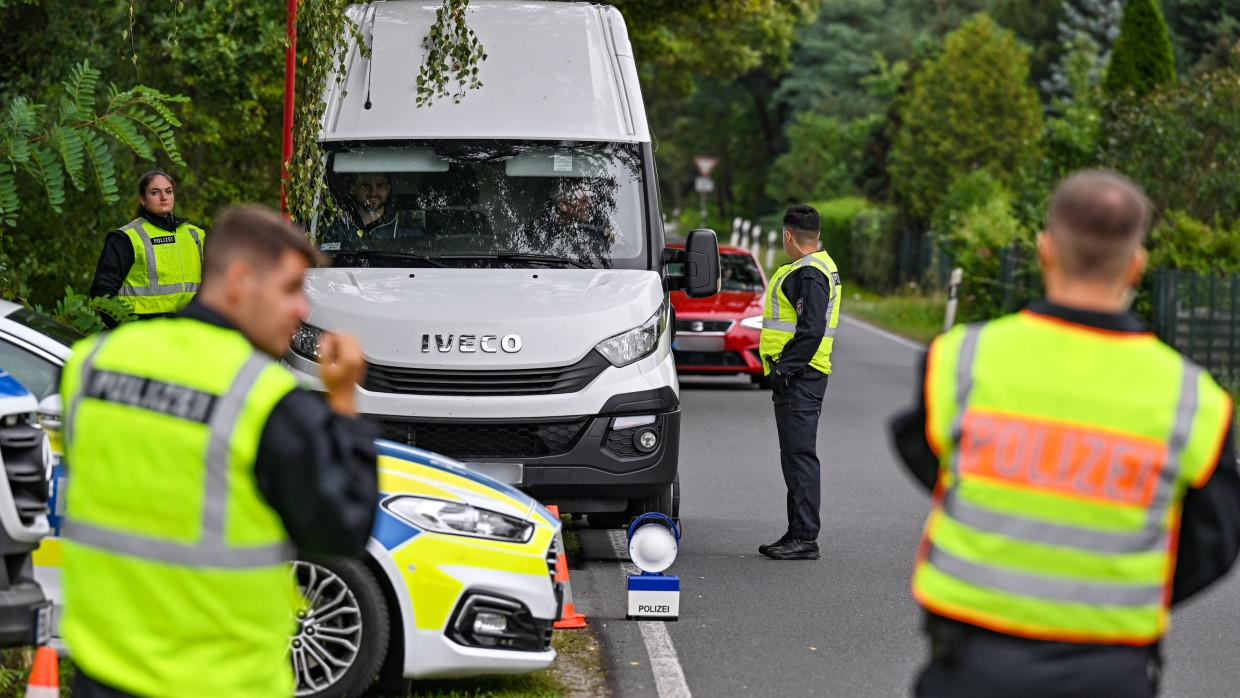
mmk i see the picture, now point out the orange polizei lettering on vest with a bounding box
[957,409,1167,506]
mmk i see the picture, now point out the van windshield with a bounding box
[315,140,646,270]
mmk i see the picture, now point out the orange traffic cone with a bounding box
[547,505,587,629]
[25,646,58,698]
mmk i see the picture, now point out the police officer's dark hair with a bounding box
[135,170,175,218]
[783,204,821,244]
[1046,170,1151,282]
[202,206,324,280]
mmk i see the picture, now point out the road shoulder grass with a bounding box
[843,288,944,345]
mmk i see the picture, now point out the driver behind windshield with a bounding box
[320,172,400,246]
[519,179,618,265]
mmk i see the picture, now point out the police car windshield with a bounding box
[9,307,83,348]
[315,140,646,270]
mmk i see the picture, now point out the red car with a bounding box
[670,245,770,387]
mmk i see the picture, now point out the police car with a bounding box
[4,301,560,694]
[0,370,53,647]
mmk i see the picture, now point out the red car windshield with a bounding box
[721,254,764,292]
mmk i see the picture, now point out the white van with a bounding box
[288,0,718,527]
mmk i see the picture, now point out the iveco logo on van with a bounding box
[421,334,522,354]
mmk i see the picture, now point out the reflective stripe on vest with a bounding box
[914,315,1231,643]
[759,251,841,374]
[63,349,290,569]
[117,219,202,301]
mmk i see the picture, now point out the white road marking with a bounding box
[609,529,692,698]
[839,313,928,351]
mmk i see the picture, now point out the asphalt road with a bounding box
[572,313,1240,697]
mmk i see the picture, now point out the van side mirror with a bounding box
[664,229,720,298]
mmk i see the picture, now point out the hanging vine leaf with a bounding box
[416,0,486,107]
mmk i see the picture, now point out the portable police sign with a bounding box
[626,513,681,620]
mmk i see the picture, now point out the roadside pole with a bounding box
[943,267,963,332]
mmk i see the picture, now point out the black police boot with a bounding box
[762,538,820,560]
[758,533,792,556]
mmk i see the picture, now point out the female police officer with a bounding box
[89,171,204,327]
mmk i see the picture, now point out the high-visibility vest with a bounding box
[914,310,1234,645]
[59,318,299,698]
[759,250,842,375]
[117,218,204,315]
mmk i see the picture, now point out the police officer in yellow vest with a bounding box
[62,206,379,698]
[757,205,842,560]
[89,171,204,328]
[890,171,1239,697]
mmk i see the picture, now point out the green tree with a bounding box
[1103,63,1240,223]
[765,113,877,204]
[993,0,1067,95]
[617,0,820,91]
[1162,0,1240,73]
[1040,0,1121,99]
[890,14,1043,222]
[1103,0,1176,96]
[774,0,901,122]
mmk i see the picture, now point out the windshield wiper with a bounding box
[329,250,446,268]
[439,253,588,269]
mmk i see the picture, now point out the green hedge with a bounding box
[808,197,871,281]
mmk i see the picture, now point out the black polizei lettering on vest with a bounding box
[85,369,217,423]
[149,235,177,245]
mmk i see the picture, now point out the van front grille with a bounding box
[363,352,610,396]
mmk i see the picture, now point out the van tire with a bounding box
[750,373,771,390]
[292,556,389,698]
[629,474,680,527]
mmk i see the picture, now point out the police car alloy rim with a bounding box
[290,560,365,696]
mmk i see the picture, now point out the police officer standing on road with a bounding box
[758,204,842,560]
[890,170,1240,697]
[61,206,379,698]
[90,171,205,328]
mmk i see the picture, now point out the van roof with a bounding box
[323,1,651,144]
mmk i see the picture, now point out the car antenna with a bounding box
[364,9,377,109]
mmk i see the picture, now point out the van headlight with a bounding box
[740,315,763,330]
[290,323,324,361]
[383,495,534,543]
[595,303,667,367]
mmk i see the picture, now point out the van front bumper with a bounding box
[366,388,680,509]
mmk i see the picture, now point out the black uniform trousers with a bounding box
[772,371,828,540]
[915,615,1160,697]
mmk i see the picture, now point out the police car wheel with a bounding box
[291,556,390,698]
[750,373,771,390]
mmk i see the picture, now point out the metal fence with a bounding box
[1151,268,1240,383]
[896,230,952,290]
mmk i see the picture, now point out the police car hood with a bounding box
[304,267,664,368]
